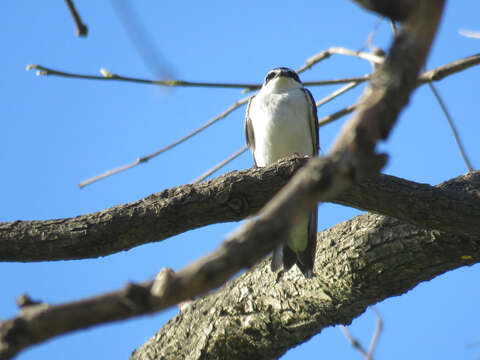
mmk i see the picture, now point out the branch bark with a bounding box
[1,170,477,359]
[131,211,479,359]
[3,160,478,262]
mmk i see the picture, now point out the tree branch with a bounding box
[2,172,479,359]
[351,0,416,21]
[64,0,88,37]
[2,158,479,262]
[132,212,479,359]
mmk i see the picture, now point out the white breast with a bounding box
[250,88,314,167]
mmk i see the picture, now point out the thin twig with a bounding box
[304,76,369,87]
[340,308,384,360]
[64,0,88,37]
[340,325,370,359]
[316,82,362,107]
[26,64,368,90]
[79,96,251,188]
[193,146,249,183]
[26,53,480,89]
[418,53,480,84]
[368,307,383,358]
[427,81,474,171]
[297,46,385,73]
[318,104,357,127]
[459,29,480,39]
[26,65,260,89]
[364,17,384,53]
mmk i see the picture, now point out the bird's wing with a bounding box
[300,87,319,277]
[301,88,319,156]
[244,96,258,167]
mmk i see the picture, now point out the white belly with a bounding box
[250,89,314,167]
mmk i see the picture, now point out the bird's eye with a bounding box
[288,71,301,83]
[264,72,276,84]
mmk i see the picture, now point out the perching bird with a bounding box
[244,67,319,277]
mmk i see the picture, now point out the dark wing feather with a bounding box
[301,88,319,156]
[295,210,317,278]
[244,96,258,167]
[295,88,319,277]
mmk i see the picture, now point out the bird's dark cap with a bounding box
[264,67,301,85]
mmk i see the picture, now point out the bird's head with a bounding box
[262,67,302,92]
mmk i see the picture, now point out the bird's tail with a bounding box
[270,209,317,277]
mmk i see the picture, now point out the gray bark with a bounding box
[131,212,479,360]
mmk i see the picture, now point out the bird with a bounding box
[244,67,319,277]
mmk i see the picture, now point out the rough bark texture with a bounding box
[2,162,478,262]
[0,159,300,261]
[2,170,477,359]
[131,213,479,360]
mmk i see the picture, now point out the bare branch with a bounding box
[427,81,474,171]
[316,81,362,107]
[297,46,385,73]
[78,96,251,188]
[340,325,370,359]
[2,202,478,359]
[26,53,479,90]
[318,104,357,127]
[351,0,416,21]
[64,0,88,37]
[26,64,260,89]
[459,29,480,39]
[5,165,480,262]
[304,76,369,87]
[368,308,383,357]
[418,53,480,83]
[193,145,249,184]
[131,212,478,359]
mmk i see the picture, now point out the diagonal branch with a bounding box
[64,0,88,37]
[2,194,479,359]
[131,212,479,360]
[78,95,250,188]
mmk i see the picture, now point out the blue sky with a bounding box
[1,1,479,359]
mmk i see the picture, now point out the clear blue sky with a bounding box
[1,1,479,359]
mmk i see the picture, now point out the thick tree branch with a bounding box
[3,162,478,262]
[131,211,480,360]
[1,169,478,359]
[351,0,416,21]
